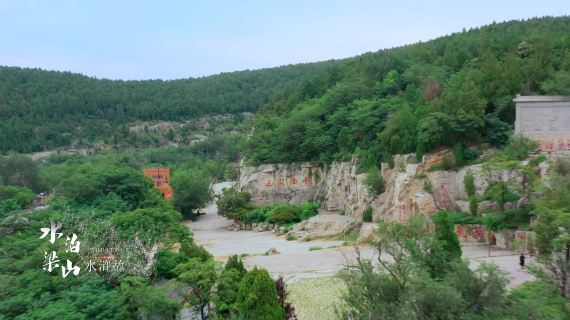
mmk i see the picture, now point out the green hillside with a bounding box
[0,61,333,153]
[1,16,569,158]
[244,16,570,166]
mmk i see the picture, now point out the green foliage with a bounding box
[482,160,523,212]
[446,209,532,231]
[154,250,188,279]
[111,208,187,245]
[362,207,373,222]
[464,170,476,198]
[267,206,301,224]
[433,211,462,261]
[237,268,284,320]
[175,258,218,319]
[298,201,319,220]
[363,165,385,195]
[0,155,43,191]
[469,197,479,216]
[338,218,511,319]
[444,262,508,317]
[240,202,318,225]
[496,134,539,161]
[57,164,155,210]
[0,185,34,213]
[485,115,511,147]
[214,268,243,317]
[531,206,570,299]
[180,242,213,262]
[505,281,570,319]
[242,17,570,165]
[171,170,213,219]
[116,276,179,319]
[224,254,247,275]
[0,61,332,153]
[454,143,464,167]
[216,187,252,219]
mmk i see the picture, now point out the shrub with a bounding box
[154,250,187,279]
[364,165,385,195]
[469,197,478,216]
[505,281,570,319]
[214,255,248,317]
[309,246,323,251]
[216,187,252,218]
[454,143,464,167]
[432,211,462,261]
[298,201,319,220]
[463,170,476,198]
[0,185,35,208]
[362,207,373,222]
[242,205,273,224]
[225,255,246,275]
[267,206,301,224]
[498,134,538,161]
[237,268,284,319]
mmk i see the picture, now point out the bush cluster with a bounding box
[216,187,320,225]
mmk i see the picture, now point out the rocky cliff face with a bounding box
[237,151,533,223]
[238,162,324,205]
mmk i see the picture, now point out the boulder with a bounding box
[288,214,360,241]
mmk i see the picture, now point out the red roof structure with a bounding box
[143,168,173,199]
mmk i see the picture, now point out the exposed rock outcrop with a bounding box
[237,150,535,224]
[287,214,360,241]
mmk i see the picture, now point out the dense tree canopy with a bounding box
[244,17,570,165]
[0,61,333,153]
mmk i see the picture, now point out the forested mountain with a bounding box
[2,16,570,157]
[0,61,333,153]
[244,16,570,166]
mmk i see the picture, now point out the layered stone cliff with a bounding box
[237,151,536,223]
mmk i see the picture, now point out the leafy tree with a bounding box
[0,155,43,191]
[154,250,188,279]
[171,170,213,219]
[0,185,34,209]
[216,187,252,219]
[464,170,476,198]
[116,276,180,320]
[482,160,522,212]
[433,211,462,262]
[237,268,284,320]
[179,241,213,262]
[224,254,247,275]
[505,281,570,319]
[213,255,247,317]
[338,218,509,319]
[111,208,189,245]
[533,172,570,299]
[58,164,155,210]
[454,143,465,167]
[363,165,385,195]
[175,258,217,320]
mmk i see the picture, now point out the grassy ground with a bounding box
[288,277,345,320]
